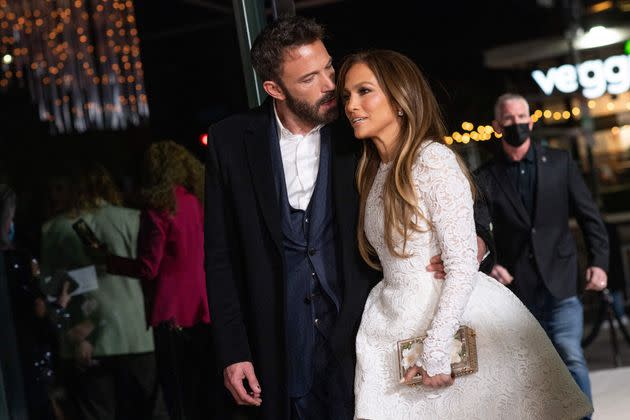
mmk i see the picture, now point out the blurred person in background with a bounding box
[40,163,167,420]
[103,141,214,420]
[44,174,73,221]
[1,183,72,419]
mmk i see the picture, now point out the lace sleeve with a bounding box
[414,142,478,377]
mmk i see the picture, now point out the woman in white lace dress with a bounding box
[337,50,592,420]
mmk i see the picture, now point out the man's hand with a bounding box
[224,361,262,406]
[426,236,488,279]
[584,266,607,291]
[490,264,513,285]
[426,255,446,280]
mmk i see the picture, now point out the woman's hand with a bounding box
[420,368,453,388]
[402,366,454,388]
[85,243,109,265]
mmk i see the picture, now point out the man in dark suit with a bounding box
[205,17,375,419]
[475,93,609,413]
[205,16,494,420]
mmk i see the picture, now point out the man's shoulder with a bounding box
[540,144,569,160]
[208,104,270,143]
[208,105,270,161]
[534,144,573,172]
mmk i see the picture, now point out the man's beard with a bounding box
[284,90,338,126]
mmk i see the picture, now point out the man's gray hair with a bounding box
[494,93,530,121]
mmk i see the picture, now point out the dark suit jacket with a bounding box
[204,101,378,419]
[475,196,496,274]
[475,142,609,307]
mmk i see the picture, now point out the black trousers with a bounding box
[154,323,220,420]
[290,331,353,420]
[64,352,169,420]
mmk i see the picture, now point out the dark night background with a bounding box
[0,0,625,253]
[134,0,569,147]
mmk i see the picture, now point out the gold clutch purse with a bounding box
[397,325,478,385]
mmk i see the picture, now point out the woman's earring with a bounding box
[397,110,403,117]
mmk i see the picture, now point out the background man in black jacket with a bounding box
[475,93,609,414]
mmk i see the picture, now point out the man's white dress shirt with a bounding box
[274,105,323,211]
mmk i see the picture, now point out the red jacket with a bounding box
[109,186,210,328]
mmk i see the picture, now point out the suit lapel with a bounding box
[489,159,531,226]
[331,134,357,247]
[243,104,283,254]
[307,125,330,240]
[330,127,360,302]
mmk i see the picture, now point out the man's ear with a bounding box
[263,81,286,101]
[492,120,502,134]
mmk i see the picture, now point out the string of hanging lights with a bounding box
[0,0,148,134]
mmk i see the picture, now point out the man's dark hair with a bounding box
[250,16,325,83]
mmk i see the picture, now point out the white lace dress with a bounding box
[354,141,592,420]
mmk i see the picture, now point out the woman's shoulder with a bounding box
[174,186,202,208]
[42,212,77,235]
[95,203,140,221]
[414,140,457,169]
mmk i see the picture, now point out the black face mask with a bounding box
[502,123,531,147]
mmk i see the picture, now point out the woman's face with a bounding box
[342,62,400,144]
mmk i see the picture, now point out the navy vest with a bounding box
[270,124,342,398]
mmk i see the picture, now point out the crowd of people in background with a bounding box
[1,141,219,420]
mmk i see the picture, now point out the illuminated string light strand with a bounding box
[0,0,148,133]
[444,122,499,145]
[444,104,596,145]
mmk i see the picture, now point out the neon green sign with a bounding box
[626,39,630,55]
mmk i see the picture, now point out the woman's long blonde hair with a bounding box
[336,50,475,270]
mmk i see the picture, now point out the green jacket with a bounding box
[41,203,154,357]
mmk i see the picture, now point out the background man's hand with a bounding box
[224,361,262,406]
[490,264,513,285]
[584,266,607,291]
